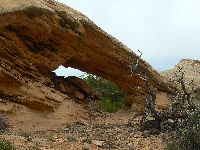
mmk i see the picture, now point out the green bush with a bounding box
[0,139,15,150]
[99,98,124,113]
[84,75,126,112]
[82,137,92,144]
[164,108,200,150]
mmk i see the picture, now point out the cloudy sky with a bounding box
[55,0,200,77]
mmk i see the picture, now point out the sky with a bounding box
[54,0,200,77]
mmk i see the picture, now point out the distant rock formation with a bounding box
[162,59,200,89]
[0,0,178,112]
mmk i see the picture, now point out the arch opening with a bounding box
[51,65,126,112]
[50,66,100,102]
[53,65,86,78]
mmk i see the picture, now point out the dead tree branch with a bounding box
[129,50,160,125]
[170,66,196,110]
[128,50,197,132]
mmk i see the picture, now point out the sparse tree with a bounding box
[128,50,197,132]
[169,66,196,111]
[128,50,161,127]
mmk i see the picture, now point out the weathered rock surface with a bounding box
[0,0,178,112]
[49,73,100,101]
[162,59,200,89]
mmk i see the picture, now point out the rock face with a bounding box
[49,73,100,101]
[0,0,178,111]
[162,59,200,89]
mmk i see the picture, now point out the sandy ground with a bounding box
[0,100,165,150]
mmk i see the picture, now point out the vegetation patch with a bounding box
[84,75,126,113]
[23,6,53,18]
[20,131,32,141]
[164,108,200,150]
[57,11,83,36]
[82,137,92,144]
[0,115,10,134]
[0,139,15,150]
[0,90,19,102]
[194,87,200,97]
[99,98,124,113]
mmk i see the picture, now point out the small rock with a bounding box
[82,143,90,150]
[128,142,132,147]
[33,138,46,145]
[92,140,104,147]
[66,135,79,142]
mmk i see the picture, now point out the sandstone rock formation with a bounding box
[49,73,100,101]
[0,0,178,113]
[162,59,200,89]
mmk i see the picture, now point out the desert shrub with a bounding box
[20,131,32,141]
[84,75,126,112]
[33,145,41,150]
[0,139,15,150]
[194,87,200,97]
[82,137,92,144]
[0,115,10,134]
[164,108,200,150]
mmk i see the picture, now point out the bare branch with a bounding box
[130,50,142,76]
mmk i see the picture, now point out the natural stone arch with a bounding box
[0,0,178,110]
